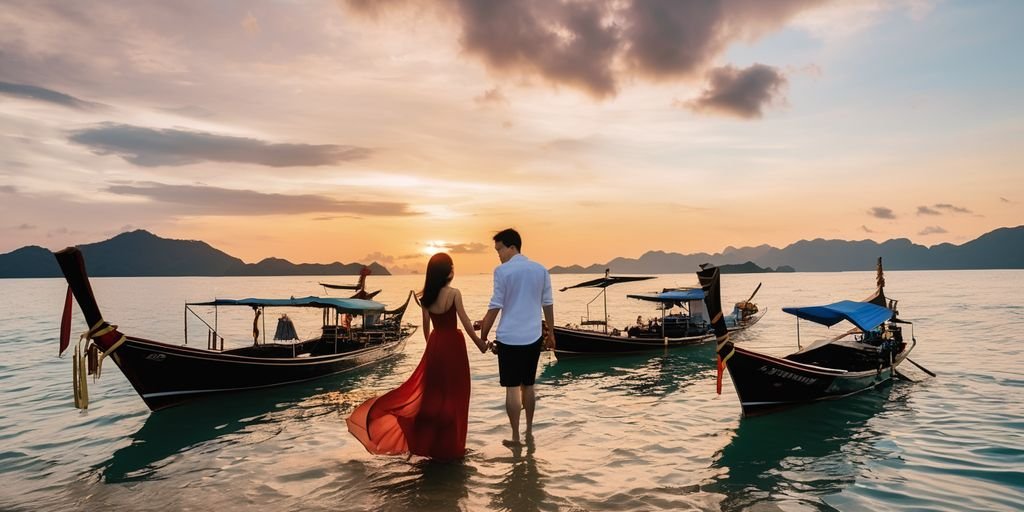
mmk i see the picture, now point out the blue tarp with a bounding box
[188,296,385,313]
[782,300,892,332]
[627,288,705,303]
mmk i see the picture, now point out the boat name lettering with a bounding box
[145,354,166,362]
[758,365,817,385]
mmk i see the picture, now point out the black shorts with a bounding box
[496,337,543,387]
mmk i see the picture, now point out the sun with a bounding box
[422,240,448,256]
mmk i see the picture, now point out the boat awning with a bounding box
[627,288,705,303]
[559,275,655,291]
[782,300,892,332]
[187,296,386,313]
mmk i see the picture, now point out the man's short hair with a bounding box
[493,228,522,252]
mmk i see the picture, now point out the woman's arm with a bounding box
[421,301,431,343]
[454,289,488,353]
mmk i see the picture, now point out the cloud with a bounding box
[474,87,509,107]
[105,182,417,217]
[68,124,373,167]
[0,81,103,110]
[362,251,395,264]
[918,225,947,235]
[867,207,896,219]
[916,205,940,215]
[160,105,216,118]
[861,225,875,233]
[0,185,16,194]
[622,0,819,78]
[453,0,620,98]
[542,137,595,152]
[16,223,37,230]
[934,203,971,214]
[312,215,362,221]
[443,242,488,254]
[683,64,788,118]
[344,0,823,102]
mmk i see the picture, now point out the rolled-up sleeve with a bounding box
[488,267,504,310]
[541,270,553,306]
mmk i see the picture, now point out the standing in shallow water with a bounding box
[347,252,490,460]
[478,228,555,446]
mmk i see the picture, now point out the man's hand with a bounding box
[543,329,556,350]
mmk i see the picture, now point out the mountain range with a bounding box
[549,225,1024,273]
[0,230,390,278]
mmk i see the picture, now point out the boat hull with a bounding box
[108,335,408,411]
[724,344,911,416]
[553,326,713,358]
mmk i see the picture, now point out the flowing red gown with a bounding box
[346,304,470,459]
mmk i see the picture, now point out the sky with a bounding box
[1,0,1021,274]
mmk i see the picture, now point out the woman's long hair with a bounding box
[420,252,453,308]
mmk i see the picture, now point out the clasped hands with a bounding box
[479,338,497,355]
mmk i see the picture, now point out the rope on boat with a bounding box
[71,318,127,409]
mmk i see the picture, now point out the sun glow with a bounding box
[423,240,448,256]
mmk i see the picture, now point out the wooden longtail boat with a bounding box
[55,247,415,411]
[699,258,919,416]
[320,266,381,299]
[552,271,763,358]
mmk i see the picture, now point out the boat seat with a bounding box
[580,320,606,326]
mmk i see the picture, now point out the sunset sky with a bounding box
[1,0,1021,273]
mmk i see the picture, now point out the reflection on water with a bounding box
[367,457,475,512]
[541,344,714,399]
[3,271,1023,511]
[710,384,901,511]
[489,438,546,512]
[95,357,402,483]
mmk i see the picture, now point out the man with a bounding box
[479,228,555,446]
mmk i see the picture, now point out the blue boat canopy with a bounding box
[188,296,385,313]
[627,288,705,303]
[782,300,892,332]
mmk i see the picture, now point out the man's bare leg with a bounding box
[522,384,536,436]
[505,386,522,444]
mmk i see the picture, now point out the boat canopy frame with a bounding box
[559,271,656,334]
[183,294,403,351]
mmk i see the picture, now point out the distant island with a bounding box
[549,225,1024,274]
[0,230,391,278]
[3,225,1022,278]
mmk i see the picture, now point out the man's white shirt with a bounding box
[488,254,553,345]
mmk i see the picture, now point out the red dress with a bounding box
[346,304,470,459]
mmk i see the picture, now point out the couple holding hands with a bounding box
[347,228,555,459]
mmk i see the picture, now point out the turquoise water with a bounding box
[1,270,1022,511]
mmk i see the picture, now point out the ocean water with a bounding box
[0,270,1022,511]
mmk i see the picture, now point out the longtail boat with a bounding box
[699,258,921,416]
[320,265,381,299]
[552,270,763,358]
[55,247,415,411]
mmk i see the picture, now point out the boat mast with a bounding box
[603,269,609,334]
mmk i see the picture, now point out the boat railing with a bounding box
[184,305,224,350]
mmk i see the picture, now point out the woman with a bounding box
[347,253,489,459]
